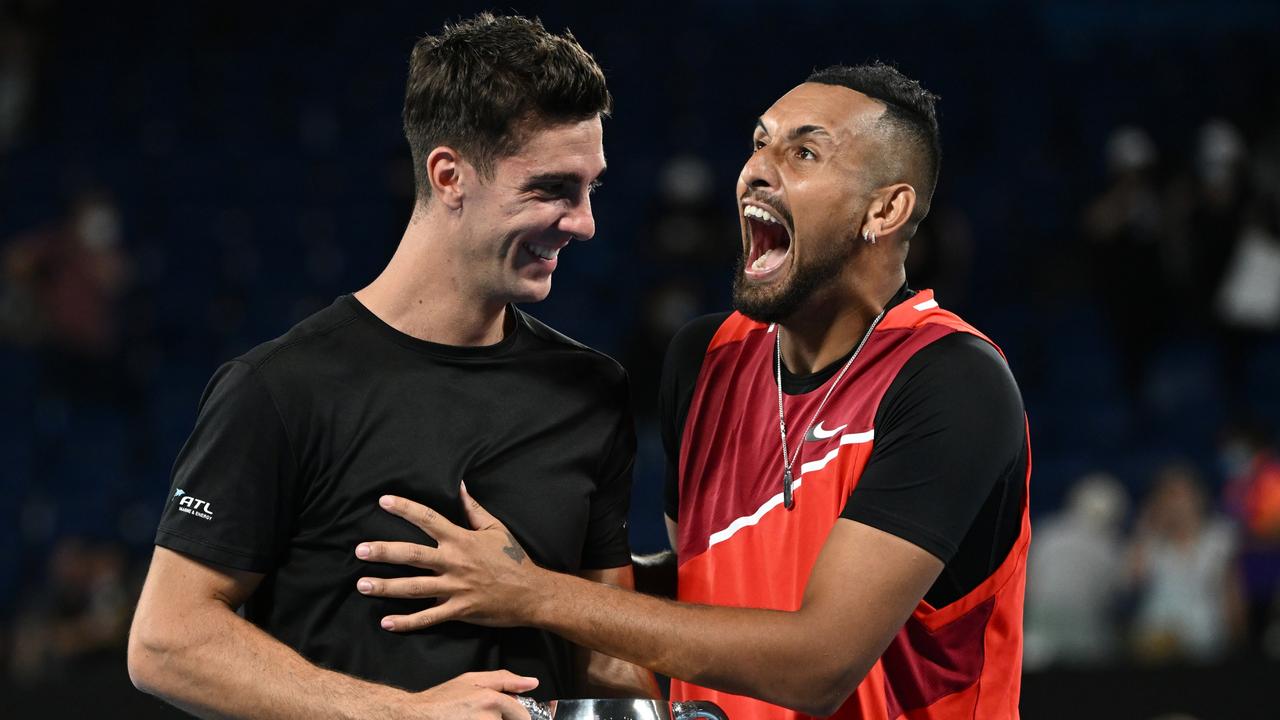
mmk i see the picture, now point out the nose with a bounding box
[739,147,780,193]
[559,192,596,242]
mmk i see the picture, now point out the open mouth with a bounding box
[743,204,792,277]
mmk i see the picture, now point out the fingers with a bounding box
[461,669,540,693]
[459,480,499,531]
[380,599,466,632]
[356,575,449,599]
[496,691,534,720]
[379,494,459,540]
[459,671,539,720]
[354,541,442,570]
[429,671,537,719]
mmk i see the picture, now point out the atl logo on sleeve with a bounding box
[173,488,214,520]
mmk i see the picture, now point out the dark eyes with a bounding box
[750,138,816,161]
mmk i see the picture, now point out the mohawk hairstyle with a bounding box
[806,62,941,228]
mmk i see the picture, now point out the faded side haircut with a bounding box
[807,62,941,230]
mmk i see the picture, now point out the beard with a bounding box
[732,233,856,324]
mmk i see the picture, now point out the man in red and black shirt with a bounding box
[356,63,1031,719]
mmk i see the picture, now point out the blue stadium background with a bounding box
[2,1,1279,717]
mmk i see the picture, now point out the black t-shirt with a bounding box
[156,295,634,698]
[661,287,1026,607]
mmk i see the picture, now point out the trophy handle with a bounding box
[673,700,729,720]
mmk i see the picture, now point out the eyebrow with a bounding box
[788,125,832,142]
[754,119,832,142]
[523,167,607,189]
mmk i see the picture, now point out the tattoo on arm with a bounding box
[502,530,527,564]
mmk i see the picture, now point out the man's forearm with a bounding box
[526,571,859,715]
[129,601,409,720]
[362,491,879,713]
[580,648,663,699]
[574,565,662,700]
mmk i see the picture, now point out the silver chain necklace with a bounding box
[775,309,886,509]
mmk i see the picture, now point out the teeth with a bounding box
[744,205,780,225]
[523,243,559,261]
[752,256,769,270]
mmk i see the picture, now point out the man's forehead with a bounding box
[520,115,602,147]
[757,82,884,137]
[499,116,606,180]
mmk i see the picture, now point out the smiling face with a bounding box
[459,115,606,305]
[732,83,888,323]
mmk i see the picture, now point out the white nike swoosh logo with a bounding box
[807,421,848,441]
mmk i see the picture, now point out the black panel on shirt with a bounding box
[661,288,1026,607]
[842,332,1026,607]
[156,295,634,699]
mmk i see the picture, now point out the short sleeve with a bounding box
[580,369,637,569]
[840,333,1025,563]
[155,360,299,573]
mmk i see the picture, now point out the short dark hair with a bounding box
[403,13,612,202]
[805,62,941,228]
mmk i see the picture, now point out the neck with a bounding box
[354,204,508,347]
[778,265,904,375]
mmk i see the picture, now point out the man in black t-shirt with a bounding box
[127,14,655,719]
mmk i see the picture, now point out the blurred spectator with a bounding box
[7,537,132,684]
[1220,421,1280,657]
[1025,472,1130,668]
[1,190,129,357]
[1214,207,1280,339]
[1186,119,1251,318]
[1212,168,1280,412]
[1222,422,1280,543]
[1,190,137,409]
[1129,462,1246,663]
[1082,126,1166,400]
[1162,118,1280,411]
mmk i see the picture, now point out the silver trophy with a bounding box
[516,697,728,720]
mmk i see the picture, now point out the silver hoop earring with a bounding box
[863,229,877,245]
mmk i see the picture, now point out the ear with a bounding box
[426,146,467,211]
[861,183,917,240]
